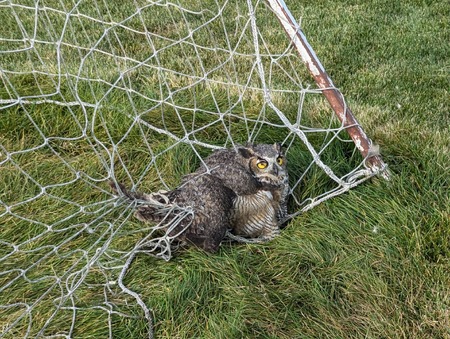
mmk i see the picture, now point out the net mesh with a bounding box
[0,0,383,337]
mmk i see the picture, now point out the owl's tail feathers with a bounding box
[108,180,171,222]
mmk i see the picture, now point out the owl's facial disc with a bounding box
[253,157,286,185]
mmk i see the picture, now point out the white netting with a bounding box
[0,0,384,337]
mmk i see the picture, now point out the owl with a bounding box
[197,143,289,239]
[110,143,289,253]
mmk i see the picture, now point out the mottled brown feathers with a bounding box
[110,143,289,252]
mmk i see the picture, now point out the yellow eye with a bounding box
[257,160,268,169]
[276,156,283,165]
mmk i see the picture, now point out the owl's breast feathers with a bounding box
[230,190,279,239]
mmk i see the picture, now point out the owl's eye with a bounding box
[257,160,268,169]
[276,156,283,165]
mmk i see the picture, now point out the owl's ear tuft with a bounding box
[238,146,255,159]
[274,142,283,153]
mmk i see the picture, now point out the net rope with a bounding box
[0,0,384,337]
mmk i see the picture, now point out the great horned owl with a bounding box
[110,143,289,253]
[198,143,289,239]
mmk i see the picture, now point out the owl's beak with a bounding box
[271,165,279,176]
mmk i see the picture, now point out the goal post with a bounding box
[266,0,388,178]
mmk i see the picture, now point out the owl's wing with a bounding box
[165,174,236,252]
[109,177,235,253]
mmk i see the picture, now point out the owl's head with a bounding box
[238,143,287,185]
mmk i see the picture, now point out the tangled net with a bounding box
[0,0,386,337]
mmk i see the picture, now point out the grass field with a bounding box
[0,0,449,338]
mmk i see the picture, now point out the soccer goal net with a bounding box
[0,0,387,337]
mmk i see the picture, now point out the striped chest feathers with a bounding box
[230,190,279,239]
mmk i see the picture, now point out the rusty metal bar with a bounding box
[266,0,388,178]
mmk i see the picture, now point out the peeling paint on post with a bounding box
[266,0,388,178]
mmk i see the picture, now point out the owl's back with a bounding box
[198,148,262,195]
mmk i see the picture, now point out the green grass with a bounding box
[1,0,449,338]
